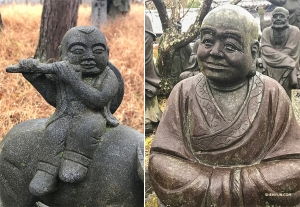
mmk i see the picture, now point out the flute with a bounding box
[6,61,81,74]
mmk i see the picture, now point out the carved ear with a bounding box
[58,45,62,61]
[251,40,260,59]
[247,41,260,78]
[107,46,110,57]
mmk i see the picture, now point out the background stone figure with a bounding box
[268,0,300,29]
[107,0,130,19]
[158,22,192,84]
[149,5,300,207]
[145,15,162,134]
[0,26,143,207]
[179,38,201,80]
[261,7,300,97]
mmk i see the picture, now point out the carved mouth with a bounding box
[81,65,96,69]
[81,61,96,69]
[204,62,229,70]
[274,20,284,25]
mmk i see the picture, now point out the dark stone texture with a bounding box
[145,15,162,134]
[0,119,144,206]
[1,26,143,206]
[149,5,300,207]
[179,39,200,80]
[107,0,130,19]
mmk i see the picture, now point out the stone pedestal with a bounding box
[91,0,107,28]
[291,89,300,124]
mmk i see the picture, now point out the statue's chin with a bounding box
[271,24,288,30]
[81,68,102,76]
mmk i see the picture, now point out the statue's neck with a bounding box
[207,79,249,121]
[273,27,287,35]
[272,27,288,48]
[207,79,248,92]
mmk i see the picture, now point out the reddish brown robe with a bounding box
[149,72,300,206]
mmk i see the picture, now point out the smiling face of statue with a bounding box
[271,7,289,30]
[197,5,259,87]
[59,26,109,76]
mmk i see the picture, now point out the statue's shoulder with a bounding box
[288,25,300,36]
[169,73,204,100]
[262,26,272,34]
[174,73,203,90]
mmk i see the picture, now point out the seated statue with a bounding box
[0,26,144,206]
[149,5,300,207]
[145,15,162,134]
[260,7,300,97]
[179,39,201,80]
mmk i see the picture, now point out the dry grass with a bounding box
[0,4,144,141]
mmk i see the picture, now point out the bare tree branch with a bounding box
[152,0,171,31]
[230,0,242,5]
[173,0,213,49]
[179,0,195,20]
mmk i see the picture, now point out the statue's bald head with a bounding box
[272,6,289,16]
[271,7,289,29]
[59,26,109,59]
[201,5,259,47]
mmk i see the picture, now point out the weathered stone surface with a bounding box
[145,15,162,134]
[292,89,300,124]
[91,0,107,28]
[0,25,143,206]
[0,119,144,206]
[260,7,300,97]
[149,5,300,206]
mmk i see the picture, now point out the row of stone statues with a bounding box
[1,3,300,207]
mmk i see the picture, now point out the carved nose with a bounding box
[83,49,95,59]
[209,41,224,57]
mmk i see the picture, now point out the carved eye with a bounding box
[202,38,213,47]
[72,49,84,54]
[70,45,85,54]
[224,43,240,53]
[93,46,105,54]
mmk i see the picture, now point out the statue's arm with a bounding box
[22,73,57,107]
[149,153,213,207]
[53,63,119,110]
[241,159,300,206]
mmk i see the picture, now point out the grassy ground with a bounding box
[0,3,144,141]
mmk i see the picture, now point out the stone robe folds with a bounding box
[261,25,300,96]
[149,73,300,206]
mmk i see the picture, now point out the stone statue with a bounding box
[159,23,192,81]
[179,38,201,80]
[145,15,162,134]
[149,5,300,207]
[268,0,300,29]
[261,7,300,97]
[107,0,130,19]
[0,26,144,206]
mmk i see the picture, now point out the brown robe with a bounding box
[149,72,300,206]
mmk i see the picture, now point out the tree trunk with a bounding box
[0,12,3,31]
[152,0,212,96]
[34,0,80,63]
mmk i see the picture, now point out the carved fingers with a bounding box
[52,61,81,83]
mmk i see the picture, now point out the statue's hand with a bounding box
[18,58,40,73]
[52,61,81,83]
